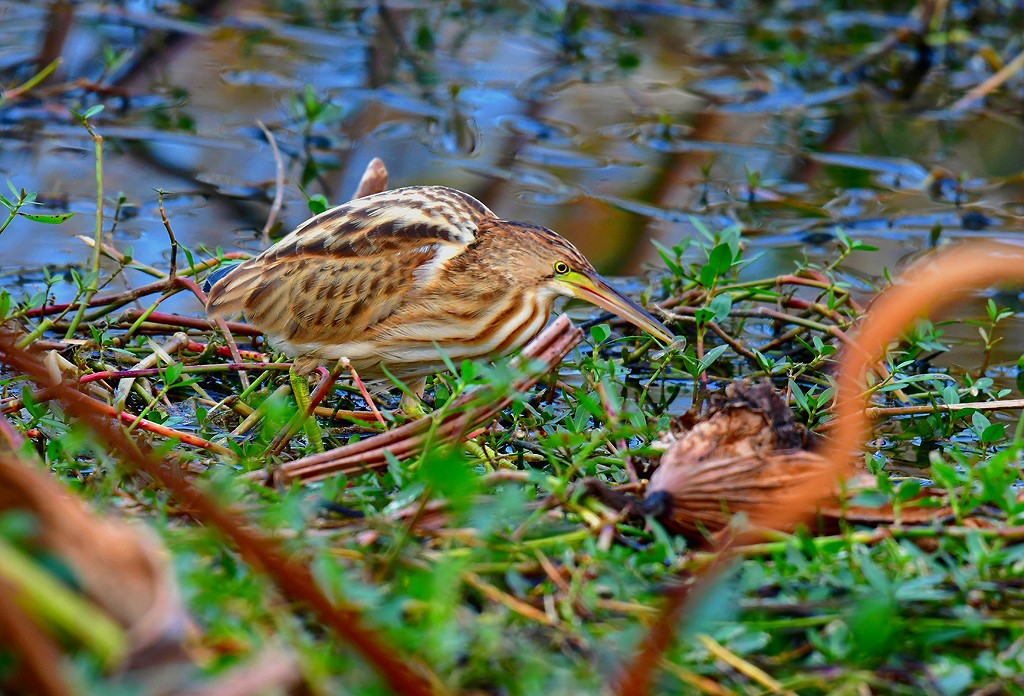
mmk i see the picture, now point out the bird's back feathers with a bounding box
[205,186,498,335]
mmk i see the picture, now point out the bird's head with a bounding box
[504,222,675,345]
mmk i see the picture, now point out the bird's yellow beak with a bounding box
[561,272,674,344]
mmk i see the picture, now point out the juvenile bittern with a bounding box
[206,186,673,390]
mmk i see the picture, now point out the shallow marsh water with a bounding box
[2,1,1023,361]
[5,6,1024,692]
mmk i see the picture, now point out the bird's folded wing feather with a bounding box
[205,186,496,343]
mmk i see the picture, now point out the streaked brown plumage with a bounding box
[206,185,672,380]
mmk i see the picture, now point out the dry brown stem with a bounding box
[0,577,74,696]
[619,241,1024,696]
[783,242,1024,531]
[256,119,285,244]
[0,337,443,695]
[642,382,948,537]
[0,448,189,672]
[280,314,583,483]
[949,47,1024,112]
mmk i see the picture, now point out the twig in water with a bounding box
[64,113,105,338]
[256,120,285,245]
[76,234,166,278]
[949,48,1024,112]
[157,192,179,279]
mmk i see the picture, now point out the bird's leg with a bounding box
[267,368,325,457]
[400,376,428,418]
[289,367,324,453]
[345,362,386,426]
[270,359,368,455]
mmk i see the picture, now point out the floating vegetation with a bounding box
[3,1,1024,694]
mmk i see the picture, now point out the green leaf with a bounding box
[415,25,435,51]
[589,324,611,344]
[720,226,742,260]
[896,479,922,502]
[697,344,728,374]
[617,52,640,70]
[690,216,713,241]
[699,243,733,287]
[850,241,879,251]
[0,290,9,320]
[847,591,899,661]
[931,460,961,490]
[571,402,591,433]
[981,423,1005,444]
[83,104,105,119]
[21,386,45,420]
[18,211,74,224]
[850,489,888,508]
[811,335,838,356]
[790,381,808,413]
[708,293,732,323]
[308,194,329,215]
[303,85,322,120]
[163,363,184,385]
[679,349,698,375]
[418,449,476,510]
[26,291,47,309]
[693,307,714,325]
[650,240,682,275]
[751,348,775,373]
[875,470,894,495]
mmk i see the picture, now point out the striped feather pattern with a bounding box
[205,185,585,377]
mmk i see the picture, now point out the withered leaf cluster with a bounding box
[642,382,948,540]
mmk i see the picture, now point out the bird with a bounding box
[205,185,673,396]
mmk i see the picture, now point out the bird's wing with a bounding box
[205,186,496,344]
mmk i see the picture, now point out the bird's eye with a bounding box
[553,261,570,275]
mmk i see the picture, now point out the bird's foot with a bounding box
[398,377,429,419]
[290,369,325,453]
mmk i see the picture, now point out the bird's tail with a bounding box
[205,262,257,318]
[203,263,239,294]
